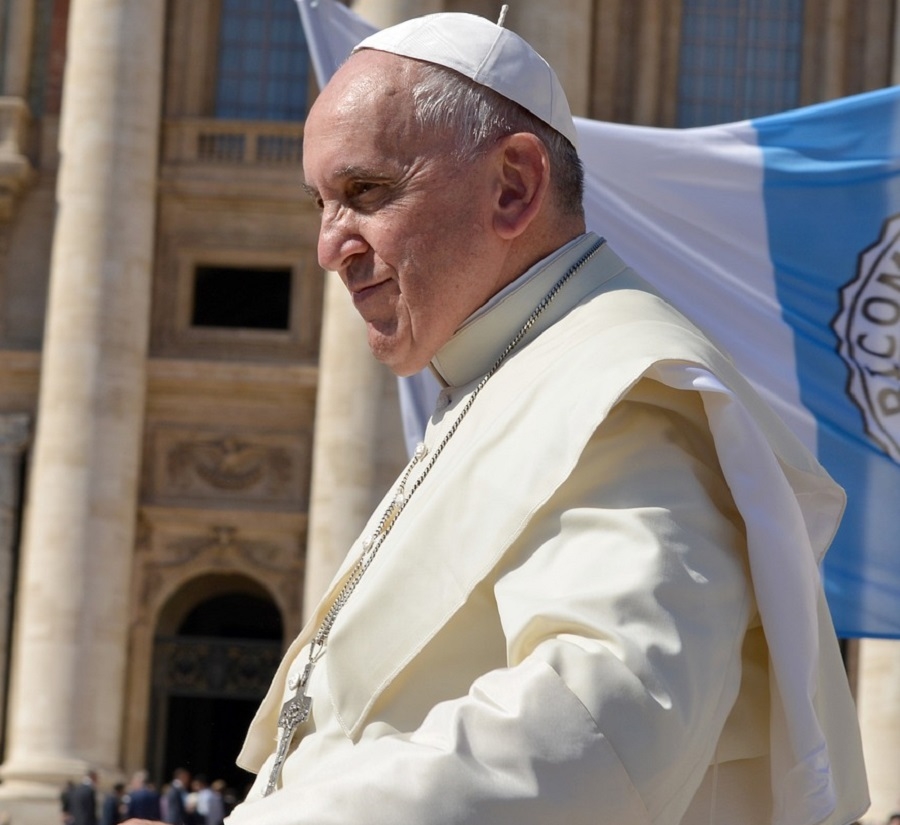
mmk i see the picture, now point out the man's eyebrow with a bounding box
[301,166,393,201]
[335,164,382,179]
[326,165,392,186]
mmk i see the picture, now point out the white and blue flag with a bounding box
[296,0,900,639]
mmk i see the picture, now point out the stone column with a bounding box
[894,0,900,85]
[351,0,442,28]
[2,0,36,97]
[856,637,900,823]
[511,1,593,118]
[0,414,30,753]
[0,1,164,823]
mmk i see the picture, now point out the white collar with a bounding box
[430,233,610,388]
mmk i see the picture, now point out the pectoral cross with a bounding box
[263,661,313,796]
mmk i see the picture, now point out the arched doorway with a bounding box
[149,576,283,797]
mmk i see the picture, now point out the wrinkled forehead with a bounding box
[302,52,436,185]
[303,52,438,173]
[309,50,420,128]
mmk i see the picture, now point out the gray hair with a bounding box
[409,62,585,219]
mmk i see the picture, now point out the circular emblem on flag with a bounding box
[833,214,900,462]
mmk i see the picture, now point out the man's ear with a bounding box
[492,132,551,239]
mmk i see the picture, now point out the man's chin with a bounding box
[369,337,430,378]
[376,353,428,378]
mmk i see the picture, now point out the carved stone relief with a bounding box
[147,427,310,509]
[133,509,306,625]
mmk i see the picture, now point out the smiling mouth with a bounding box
[350,279,390,306]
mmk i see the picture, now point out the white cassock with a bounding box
[227,233,869,825]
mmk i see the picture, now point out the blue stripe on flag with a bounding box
[755,87,900,637]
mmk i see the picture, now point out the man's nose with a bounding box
[317,206,367,272]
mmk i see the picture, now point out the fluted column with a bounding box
[0,414,30,753]
[0,1,164,822]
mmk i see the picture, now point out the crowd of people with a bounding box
[61,768,235,825]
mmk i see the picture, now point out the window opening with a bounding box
[192,265,292,331]
[215,0,310,121]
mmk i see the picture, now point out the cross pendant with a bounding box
[263,662,313,796]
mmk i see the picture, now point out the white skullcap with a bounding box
[352,12,578,148]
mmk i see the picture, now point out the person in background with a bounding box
[101,782,126,825]
[162,769,190,825]
[68,770,98,825]
[61,780,76,825]
[186,776,209,825]
[125,771,161,822]
[202,781,227,825]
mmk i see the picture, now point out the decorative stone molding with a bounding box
[166,525,289,570]
[0,97,34,221]
[133,507,306,622]
[123,503,306,778]
[167,436,291,494]
[162,118,304,165]
[147,426,311,508]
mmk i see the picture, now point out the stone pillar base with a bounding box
[0,779,66,825]
[0,755,92,825]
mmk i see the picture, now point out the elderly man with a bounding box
[133,11,869,825]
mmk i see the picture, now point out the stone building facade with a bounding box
[0,0,897,823]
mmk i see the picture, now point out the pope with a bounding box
[128,10,869,825]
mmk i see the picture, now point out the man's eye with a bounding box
[349,182,376,197]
